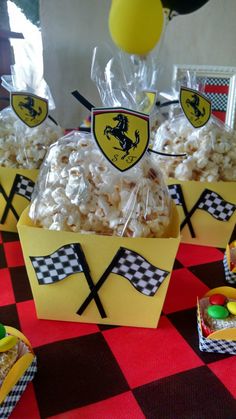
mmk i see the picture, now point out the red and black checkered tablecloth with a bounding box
[0,229,236,419]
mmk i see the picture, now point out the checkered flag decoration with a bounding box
[30,244,83,285]
[111,248,169,296]
[15,174,35,201]
[0,356,37,418]
[197,189,236,221]
[168,184,183,206]
[223,253,236,285]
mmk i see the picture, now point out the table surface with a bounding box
[0,229,236,419]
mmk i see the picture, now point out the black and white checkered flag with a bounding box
[197,189,236,221]
[15,174,35,201]
[168,184,182,206]
[30,244,83,285]
[111,248,169,296]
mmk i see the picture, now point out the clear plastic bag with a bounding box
[29,130,172,237]
[91,45,163,138]
[153,113,236,182]
[0,41,63,169]
[152,71,236,182]
[0,106,63,169]
[29,46,173,237]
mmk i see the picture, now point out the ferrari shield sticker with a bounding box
[92,107,150,172]
[180,87,211,128]
[11,92,48,128]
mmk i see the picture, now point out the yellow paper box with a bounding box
[17,205,180,328]
[197,286,236,355]
[0,166,38,233]
[0,326,37,418]
[167,178,236,248]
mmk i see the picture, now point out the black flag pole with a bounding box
[177,185,196,237]
[73,244,107,318]
[71,90,94,112]
[0,182,19,224]
[77,248,124,316]
[180,193,205,231]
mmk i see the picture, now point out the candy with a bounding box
[0,324,6,340]
[209,293,227,306]
[0,335,18,352]
[207,304,229,319]
[226,301,236,315]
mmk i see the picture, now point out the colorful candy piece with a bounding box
[209,293,227,306]
[0,335,18,352]
[207,304,229,319]
[0,323,6,340]
[226,301,236,316]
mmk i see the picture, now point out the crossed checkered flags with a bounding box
[168,184,236,237]
[0,174,35,224]
[30,244,170,318]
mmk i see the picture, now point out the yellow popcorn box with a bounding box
[17,204,180,328]
[197,286,236,355]
[167,179,236,248]
[0,326,37,418]
[0,167,38,233]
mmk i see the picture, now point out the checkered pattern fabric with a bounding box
[205,92,228,112]
[0,357,37,419]
[223,252,236,285]
[168,184,182,206]
[198,189,236,221]
[15,175,35,201]
[205,77,230,86]
[198,323,236,355]
[200,76,230,122]
[30,243,83,284]
[0,226,236,418]
[111,248,169,296]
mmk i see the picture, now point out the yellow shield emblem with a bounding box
[11,92,48,128]
[92,107,150,172]
[180,87,211,128]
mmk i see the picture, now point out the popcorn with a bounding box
[29,131,172,237]
[0,107,63,169]
[153,116,236,181]
[0,342,19,383]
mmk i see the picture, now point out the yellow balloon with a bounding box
[109,0,164,55]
